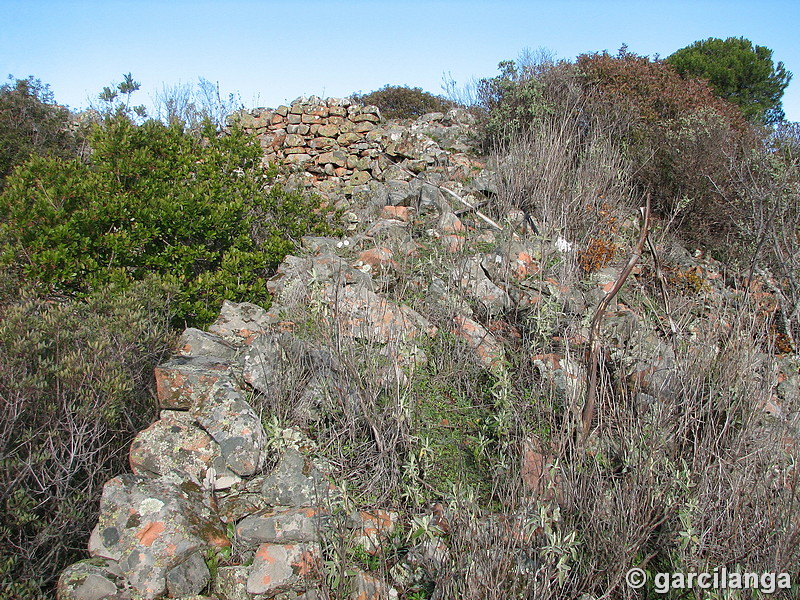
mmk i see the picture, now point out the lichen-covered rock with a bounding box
[242,332,311,395]
[177,327,238,360]
[531,353,586,402]
[325,284,436,344]
[89,475,229,599]
[267,253,374,305]
[451,314,505,373]
[247,543,321,596]
[56,559,122,600]
[154,355,236,410]
[165,551,210,597]
[260,448,331,507]
[207,300,276,345]
[451,256,512,317]
[347,510,399,555]
[129,410,239,489]
[191,381,267,477]
[349,569,398,600]
[236,506,325,544]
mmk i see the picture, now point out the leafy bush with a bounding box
[476,58,551,142]
[0,114,337,326]
[0,277,176,598]
[0,76,86,189]
[351,85,455,119]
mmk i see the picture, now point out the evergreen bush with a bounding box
[0,115,337,326]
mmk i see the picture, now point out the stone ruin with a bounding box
[56,96,800,600]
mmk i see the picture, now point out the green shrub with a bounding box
[0,277,176,598]
[0,114,337,326]
[476,59,551,142]
[0,76,86,189]
[351,85,455,119]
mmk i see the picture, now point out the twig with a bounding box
[645,232,678,337]
[582,193,651,439]
[439,186,504,232]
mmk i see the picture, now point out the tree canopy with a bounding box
[667,37,792,124]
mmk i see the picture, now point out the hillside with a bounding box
[51,95,800,599]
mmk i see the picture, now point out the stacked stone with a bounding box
[231,96,386,187]
[229,97,481,201]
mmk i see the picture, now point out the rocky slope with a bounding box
[57,97,799,600]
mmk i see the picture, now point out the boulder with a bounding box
[57,559,122,600]
[191,381,267,477]
[236,506,325,544]
[154,355,236,410]
[89,475,229,599]
[261,448,330,507]
[128,410,240,489]
[208,300,276,345]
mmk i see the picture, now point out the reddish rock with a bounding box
[349,569,397,600]
[380,205,413,222]
[247,543,321,595]
[452,315,505,373]
[154,356,233,410]
[347,510,398,555]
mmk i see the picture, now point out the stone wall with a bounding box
[229,96,483,202]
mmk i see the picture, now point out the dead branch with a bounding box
[582,193,651,439]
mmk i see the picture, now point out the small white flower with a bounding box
[555,236,573,253]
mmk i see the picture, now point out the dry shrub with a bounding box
[412,289,799,598]
[490,83,636,286]
[0,278,176,598]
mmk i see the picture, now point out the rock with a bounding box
[380,205,414,222]
[406,537,450,574]
[208,300,276,345]
[356,247,398,278]
[214,565,260,600]
[242,332,310,395]
[57,559,121,600]
[154,355,236,410]
[90,475,229,599]
[452,315,506,373]
[326,285,436,344]
[260,448,330,507]
[236,506,325,544]
[165,551,210,597]
[191,381,267,477]
[438,211,465,234]
[177,327,238,360]
[247,543,321,596]
[347,510,398,555]
[267,254,373,305]
[531,353,586,401]
[349,569,398,600]
[451,257,512,317]
[419,183,448,214]
[129,411,239,489]
[386,180,417,206]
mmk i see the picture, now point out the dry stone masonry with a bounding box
[230,95,483,206]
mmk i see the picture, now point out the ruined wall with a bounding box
[230,96,484,201]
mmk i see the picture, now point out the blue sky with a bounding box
[2,0,799,121]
